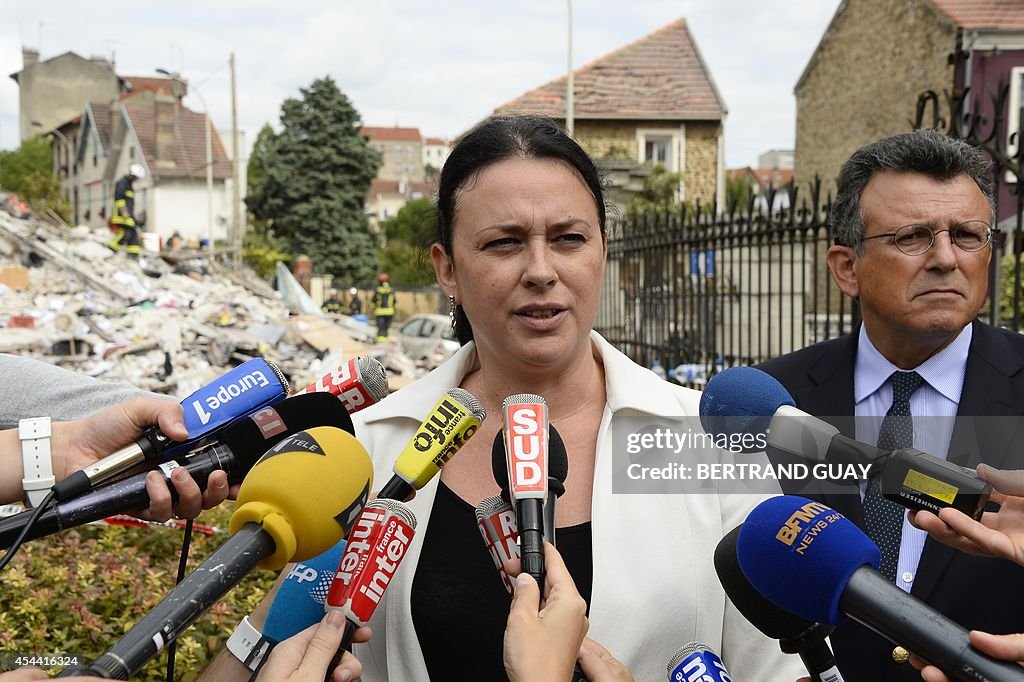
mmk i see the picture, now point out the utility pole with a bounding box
[231,52,242,271]
[566,0,574,136]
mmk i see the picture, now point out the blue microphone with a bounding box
[737,495,1024,682]
[262,538,348,645]
[666,642,731,682]
[698,366,794,453]
[54,357,289,500]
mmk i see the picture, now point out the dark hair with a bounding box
[831,129,995,254]
[436,115,607,344]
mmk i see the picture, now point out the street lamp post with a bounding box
[566,0,574,136]
[157,68,214,249]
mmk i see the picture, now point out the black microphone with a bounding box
[58,426,374,680]
[714,524,845,682]
[0,392,354,549]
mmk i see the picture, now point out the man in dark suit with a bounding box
[759,129,1024,682]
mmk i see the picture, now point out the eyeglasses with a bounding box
[859,221,997,256]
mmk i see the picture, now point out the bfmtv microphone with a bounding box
[324,499,417,680]
[55,357,289,500]
[714,525,844,682]
[667,643,732,682]
[501,394,549,586]
[737,495,1024,682]
[377,388,486,501]
[295,356,390,414]
[0,392,353,549]
[61,426,373,680]
[475,495,518,596]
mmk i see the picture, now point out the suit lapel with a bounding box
[913,322,1024,603]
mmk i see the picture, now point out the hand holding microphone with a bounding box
[912,632,1024,682]
[253,612,371,682]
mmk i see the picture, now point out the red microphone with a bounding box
[323,498,417,679]
[502,394,549,587]
[294,356,389,414]
[475,495,519,596]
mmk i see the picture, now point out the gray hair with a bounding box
[831,129,996,254]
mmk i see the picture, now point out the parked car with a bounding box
[397,313,460,366]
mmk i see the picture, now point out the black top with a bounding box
[411,481,593,681]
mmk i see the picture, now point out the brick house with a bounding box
[794,0,1024,220]
[494,18,727,214]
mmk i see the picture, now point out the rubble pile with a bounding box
[0,212,418,396]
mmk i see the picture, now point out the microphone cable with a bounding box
[0,490,56,573]
[165,518,196,682]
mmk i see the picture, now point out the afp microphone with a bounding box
[295,355,390,414]
[737,495,1024,682]
[714,525,844,682]
[54,357,289,500]
[0,392,352,549]
[699,366,992,519]
[377,388,486,501]
[59,426,373,680]
[667,642,732,682]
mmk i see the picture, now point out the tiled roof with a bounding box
[929,0,1024,29]
[423,137,449,146]
[752,167,794,189]
[124,104,233,179]
[495,18,726,121]
[361,126,422,142]
[368,179,437,197]
[122,76,182,97]
[87,101,114,151]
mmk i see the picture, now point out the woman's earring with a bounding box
[448,296,457,331]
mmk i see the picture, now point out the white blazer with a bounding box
[351,332,805,682]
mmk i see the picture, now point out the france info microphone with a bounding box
[324,499,417,679]
[700,366,992,519]
[500,394,549,586]
[736,495,1024,682]
[667,642,732,682]
[60,427,373,680]
[475,495,518,596]
[0,392,353,550]
[54,357,289,500]
[714,524,844,682]
[377,388,486,501]
[295,356,390,414]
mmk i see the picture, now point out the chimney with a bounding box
[153,92,177,169]
[22,47,39,68]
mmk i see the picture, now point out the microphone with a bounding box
[263,538,347,645]
[295,356,390,414]
[699,366,992,519]
[666,642,732,682]
[324,498,418,679]
[498,394,549,586]
[60,426,374,680]
[475,495,518,596]
[377,388,486,501]
[0,392,354,549]
[491,424,568,542]
[737,495,1024,682]
[714,525,844,682]
[54,357,289,500]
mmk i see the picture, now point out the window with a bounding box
[635,128,683,173]
[644,136,672,166]
[419,318,437,338]
[400,318,423,336]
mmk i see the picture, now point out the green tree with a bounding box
[726,172,755,210]
[378,197,437,286]
[246,77,382,284]
[627,163,685,216]
[0,136,69,220]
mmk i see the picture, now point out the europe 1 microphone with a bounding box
[714,524,845,682]
[699,366,992,520]
[0,392,353,549]
[736,495,1024,682]
[58,426,373,680]
[54,357,289,500]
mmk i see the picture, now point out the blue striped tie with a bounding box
[863,370,924,582]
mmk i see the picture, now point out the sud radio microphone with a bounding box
[54,357,289,500]
[295,356,390,414]
[714,524,844,682]
[736,495,1024,682]
[476,495,518,596]
[699,366,992,519]
[667,642,732,682]
[376,388,486,501]
[58,426,373,680]
[0,392,353,549]
[491,423,568,543]
[324,498,418,680]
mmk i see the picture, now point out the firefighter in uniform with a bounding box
[110,163,146,258]
[322,289,345,314]
[347,287,362,316]
[372,273,395,342]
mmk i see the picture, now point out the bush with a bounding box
[0,502,278,680]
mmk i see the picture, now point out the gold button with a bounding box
[892,646,910,664]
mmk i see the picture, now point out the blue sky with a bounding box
[0,0,840,167]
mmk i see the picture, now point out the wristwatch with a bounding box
[20,417,54,508]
